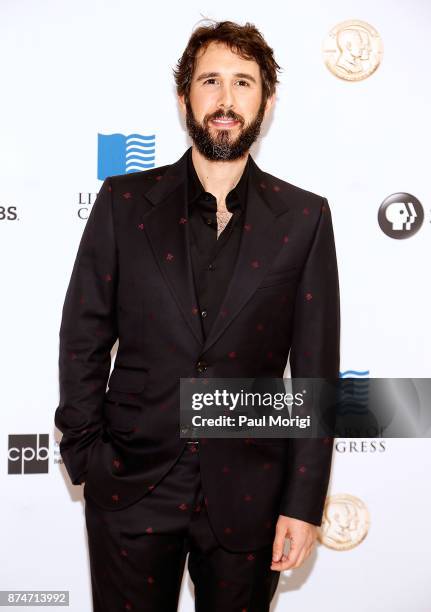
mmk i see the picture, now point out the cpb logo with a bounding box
[8,434,49,475]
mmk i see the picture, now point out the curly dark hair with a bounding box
[173,19,282,105]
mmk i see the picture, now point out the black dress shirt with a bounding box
[186,147,250,339]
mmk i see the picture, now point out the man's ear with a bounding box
[264,93,275,116]
[178,93,186,114]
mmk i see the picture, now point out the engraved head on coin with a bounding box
[323,20,383,81]
[317,493,370,550]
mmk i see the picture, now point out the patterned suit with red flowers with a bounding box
[55,146,340,610]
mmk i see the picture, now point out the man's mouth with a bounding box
[210,117,241,129]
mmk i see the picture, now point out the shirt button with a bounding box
[201,310,208,318]
[208,263,215,271]
[196,360,208,373]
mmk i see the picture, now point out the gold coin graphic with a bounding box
[323,20,383,81]
[318,493,370,550]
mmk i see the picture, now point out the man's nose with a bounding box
[217,86,235,112]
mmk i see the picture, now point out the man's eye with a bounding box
[202,79,250,86]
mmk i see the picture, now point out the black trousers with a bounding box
[84,441,281,611]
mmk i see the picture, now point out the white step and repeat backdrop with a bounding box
[1,0,430,610]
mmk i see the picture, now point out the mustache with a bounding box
[204,109,245,125]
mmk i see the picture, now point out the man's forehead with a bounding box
[195,41,260,74]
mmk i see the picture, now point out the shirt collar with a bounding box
[187,146,249,214]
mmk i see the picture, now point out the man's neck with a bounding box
[191,145,249,211]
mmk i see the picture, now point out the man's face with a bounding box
[179,41,274,160]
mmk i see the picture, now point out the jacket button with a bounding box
[196,360,208,373]
[102,428,111,443]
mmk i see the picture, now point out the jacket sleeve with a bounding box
[54,177,118,485]
[279,197,340,524]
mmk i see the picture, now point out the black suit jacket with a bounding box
[54,146,340,552]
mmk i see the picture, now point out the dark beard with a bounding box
[185,97,266,161]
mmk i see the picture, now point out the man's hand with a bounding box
[270,514,318,571]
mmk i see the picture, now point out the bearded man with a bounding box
[55,19,340,612]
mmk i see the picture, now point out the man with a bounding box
[55,19,340,612]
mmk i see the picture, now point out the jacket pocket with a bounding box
[257,266,300,289]
[105,367,149,418]
[107,367,149,393]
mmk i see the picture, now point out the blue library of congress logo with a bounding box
[97,133,156,179]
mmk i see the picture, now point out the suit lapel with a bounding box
[201,156,290,353]
[142,149,204,345]
[142,147,290,352]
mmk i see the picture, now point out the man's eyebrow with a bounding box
[195,71,257,84]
